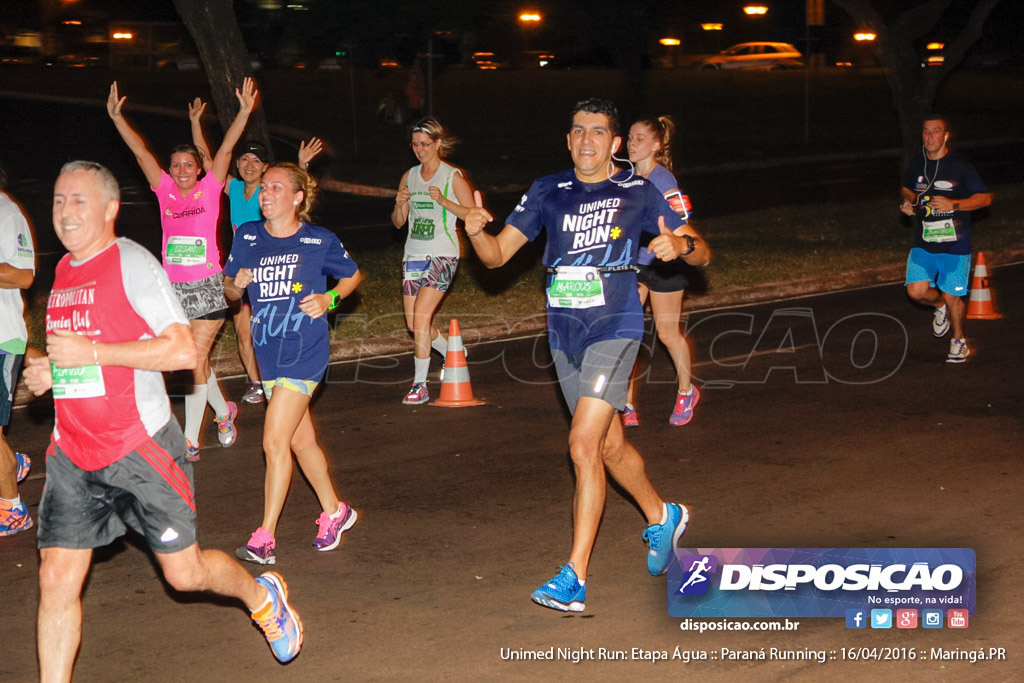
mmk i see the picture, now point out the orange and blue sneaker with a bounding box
[313,502,358,552]
[0,498,33,537]
[531,562,586,612]
[215,401,239,446]
[252,571,303,663]
[15,452,31,482]
[621,403,640,428]
[402,382,429,405]
[669,385,700,426]
[237,527,277,565]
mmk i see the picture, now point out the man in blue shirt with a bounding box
[899,115,992,362]
[464,98,709,612]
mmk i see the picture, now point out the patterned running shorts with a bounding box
[402,256,459,296]
[171,272,228,320]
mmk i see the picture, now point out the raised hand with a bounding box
[648,216,683,261]
[395,184,411,208]
[107,81,126,119]
[464,190,493,237]
[428,186,442,202]
[235,77,259,115]
[298,137,323,168]
[188,97,207,123]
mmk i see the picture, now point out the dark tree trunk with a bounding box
[831,0,1003,167]
[171,0,271,152]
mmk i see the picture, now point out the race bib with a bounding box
[411,217,435,240]
[165,236,208,266]
[51,363,106,399]
[403,258,431,281]
[922,219,957,243]
[547,266,605,309]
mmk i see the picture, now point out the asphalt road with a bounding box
[2,265,1021,681]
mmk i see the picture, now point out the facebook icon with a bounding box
[846,609,867,629]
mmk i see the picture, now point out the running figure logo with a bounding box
[676,554,718,595]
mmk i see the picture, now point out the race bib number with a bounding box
[166,236,208,266]
[922,219,957,243]
[411,217,436,240]
[403,258,431,281]
[547,266,605,309]
[51,363,106,399]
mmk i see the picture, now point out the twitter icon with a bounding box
[870,609,892,629]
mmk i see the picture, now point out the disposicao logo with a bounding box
[667,548,975,619]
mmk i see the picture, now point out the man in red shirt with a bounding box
[24,161,303,679]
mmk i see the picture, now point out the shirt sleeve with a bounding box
[0,201,35,272]
[118,239,189,334]
[505,179,546,242]
[224,223,255,277]
[322,234,359,279]
[901,161,920,192]
[641,182,685,236]
[960,159,988,195]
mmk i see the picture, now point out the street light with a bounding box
[853,32,876,41]
[518,12,541,23]
[659,38,681,46]
[743,6,768,16]
[701,23,723,31]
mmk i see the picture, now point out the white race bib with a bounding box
[547,266,605,309]
[922,219,957,243]
[165,236,208,266]
[51,363,106,399]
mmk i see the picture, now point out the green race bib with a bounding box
[165,236,208,265]
[922,219,957,243]
[547,266,605,309]
[51,363,106,399]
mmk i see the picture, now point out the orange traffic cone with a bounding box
[432,319,485,407]
[966,252,1002,320]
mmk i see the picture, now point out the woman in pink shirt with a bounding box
[107,78,258,461]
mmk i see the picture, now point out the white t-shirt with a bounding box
[0,191,35,354]
[403,161,462,259]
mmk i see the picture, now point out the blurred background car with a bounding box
[698,42,804,70]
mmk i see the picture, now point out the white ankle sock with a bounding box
[414,356,430,383]
[206,370,229,417]
[430,331,448,358]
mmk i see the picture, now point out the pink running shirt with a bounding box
[153,171,225,283]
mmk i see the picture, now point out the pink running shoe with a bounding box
[669,385,701,426]
[621,403,640,428]
[237,527,277,565]
[312,503,358,552]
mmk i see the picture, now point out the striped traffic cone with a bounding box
[432,319,485,407]
[966,252,1001,320]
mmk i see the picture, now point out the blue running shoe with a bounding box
[15,452,31,482]
[643,503,690,576]
[253,571,303,663]
[531,563,586,612]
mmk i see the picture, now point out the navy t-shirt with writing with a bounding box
[225,221,358,382]
[901,151,987,255]
[505,169,684,355]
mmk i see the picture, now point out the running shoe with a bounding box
[947,338,970,363]
[312,502,358,552]
[0,498,33,537]
[642,503,690,576]
[621,403,640,428]
[185,439,200,463]
[932,305,950,337]
[531,563,586,613]
[215,401,239,447]
[15,452,31,482]
[242,382,265,404]
[237,527,277,565]
[669,385,701,426]
[252,571,303,663]
[402,382,429,405]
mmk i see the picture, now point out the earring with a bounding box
[293,200,299,206]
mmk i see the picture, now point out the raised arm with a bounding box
[107,81,163,189]
[188,97,215,174]
[298,137,323,171]
[428,170,474,221]
[391,170,411,229]
[209,77,260,184]
[464,191,528,268]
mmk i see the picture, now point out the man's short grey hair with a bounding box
[60,161,121,202]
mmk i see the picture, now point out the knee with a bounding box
[568,435,602,468]
[906,282,929,302]
[162,563,204,593]
[263,435,291,458]
[290,431,317,454]
[656,326,683,347]
[39,559,79,601]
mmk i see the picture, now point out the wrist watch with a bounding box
[953,201,961,211]
[681,234,697,257]
[326,290,341,311]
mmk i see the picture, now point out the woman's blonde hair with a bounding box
[268,162,318,222]
[410,117,457,158]
[633,115,676,171]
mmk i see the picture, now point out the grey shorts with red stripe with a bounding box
[36,419,199,554]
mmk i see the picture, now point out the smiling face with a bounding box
[259,167,302,222]
[627,122,660,165]
[53,168,119,261]
[567,111,620,182]
[410,131,440,164]
[237,153,268,185]
[169,152,200,193]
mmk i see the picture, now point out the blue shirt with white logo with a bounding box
[225,221,358,382]
[506,169,684,355]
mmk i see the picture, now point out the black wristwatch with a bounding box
[681,234,697,257]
